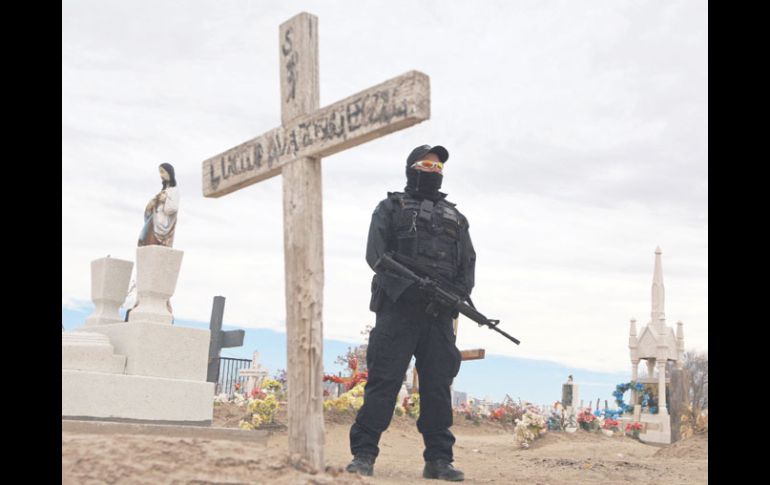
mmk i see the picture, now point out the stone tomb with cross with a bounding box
[62,247,215,424]
[201,12,431,469]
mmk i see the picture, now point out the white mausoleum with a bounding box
[623,246,685,444]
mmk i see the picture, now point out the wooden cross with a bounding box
[455,317,486,361]
[201,12,430,469]
[206,296,246,383]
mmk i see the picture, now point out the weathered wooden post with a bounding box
[201,12,431,469]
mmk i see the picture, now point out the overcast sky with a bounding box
[62,0,708,373]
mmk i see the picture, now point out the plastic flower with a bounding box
[625,422,643,432]
[602,418,620,430]
[261,378,283,392]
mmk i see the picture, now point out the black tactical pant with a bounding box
[349,290,463,462]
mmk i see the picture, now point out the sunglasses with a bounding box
[410,160,444,173]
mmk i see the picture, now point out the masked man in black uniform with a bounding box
[346,145,475,482]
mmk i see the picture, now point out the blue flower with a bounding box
[604,409,621,419]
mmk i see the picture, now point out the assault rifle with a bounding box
[373,252,520,345]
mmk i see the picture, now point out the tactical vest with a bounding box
[387,192,465,281]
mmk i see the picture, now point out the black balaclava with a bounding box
[404,145,448,201]
[405,167,442,199]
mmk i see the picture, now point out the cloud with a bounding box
[62,0,707,374]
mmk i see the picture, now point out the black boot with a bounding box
[423,459,465,481]
[345,454,375,476]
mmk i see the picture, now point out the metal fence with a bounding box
[215,357,252,396]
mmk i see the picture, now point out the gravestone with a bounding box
[201,11,431,469]
[63,246,214,424]
[561,376,579,420]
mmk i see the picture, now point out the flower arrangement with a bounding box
[546,402,566,431]
[402,393,421,418]
[239,394,280,430]
[249,387,267,400]
[455,402,482,424]
[489,402,524,425]
[680,405,708,439]
[323,356,368,392]
[602,408,623,420]
[212,371,289,430]
[274,369,287,387]
[513,409,547,448]
[261,378,283,393]
[323,381,366,413]
[613,381,659,415]
[613,381,643,414]
[576,408,597,431]
[625,421,643,439]
[394,403,406,417]
[232,392,248,407]
[602,418,620,431]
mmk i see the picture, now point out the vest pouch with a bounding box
[369,274,385,312]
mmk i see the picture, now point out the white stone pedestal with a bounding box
[89,322,209,381]
[62,331,126,374]
[62,370,214,424]
[83,257,133,327]
[129,246,183,324]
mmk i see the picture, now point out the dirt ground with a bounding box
[62,407,708,484]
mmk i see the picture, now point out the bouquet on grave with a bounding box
[577,408,597,431]
[602,418,620,431]
[625,421,643,439]
[513,409,548,448]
